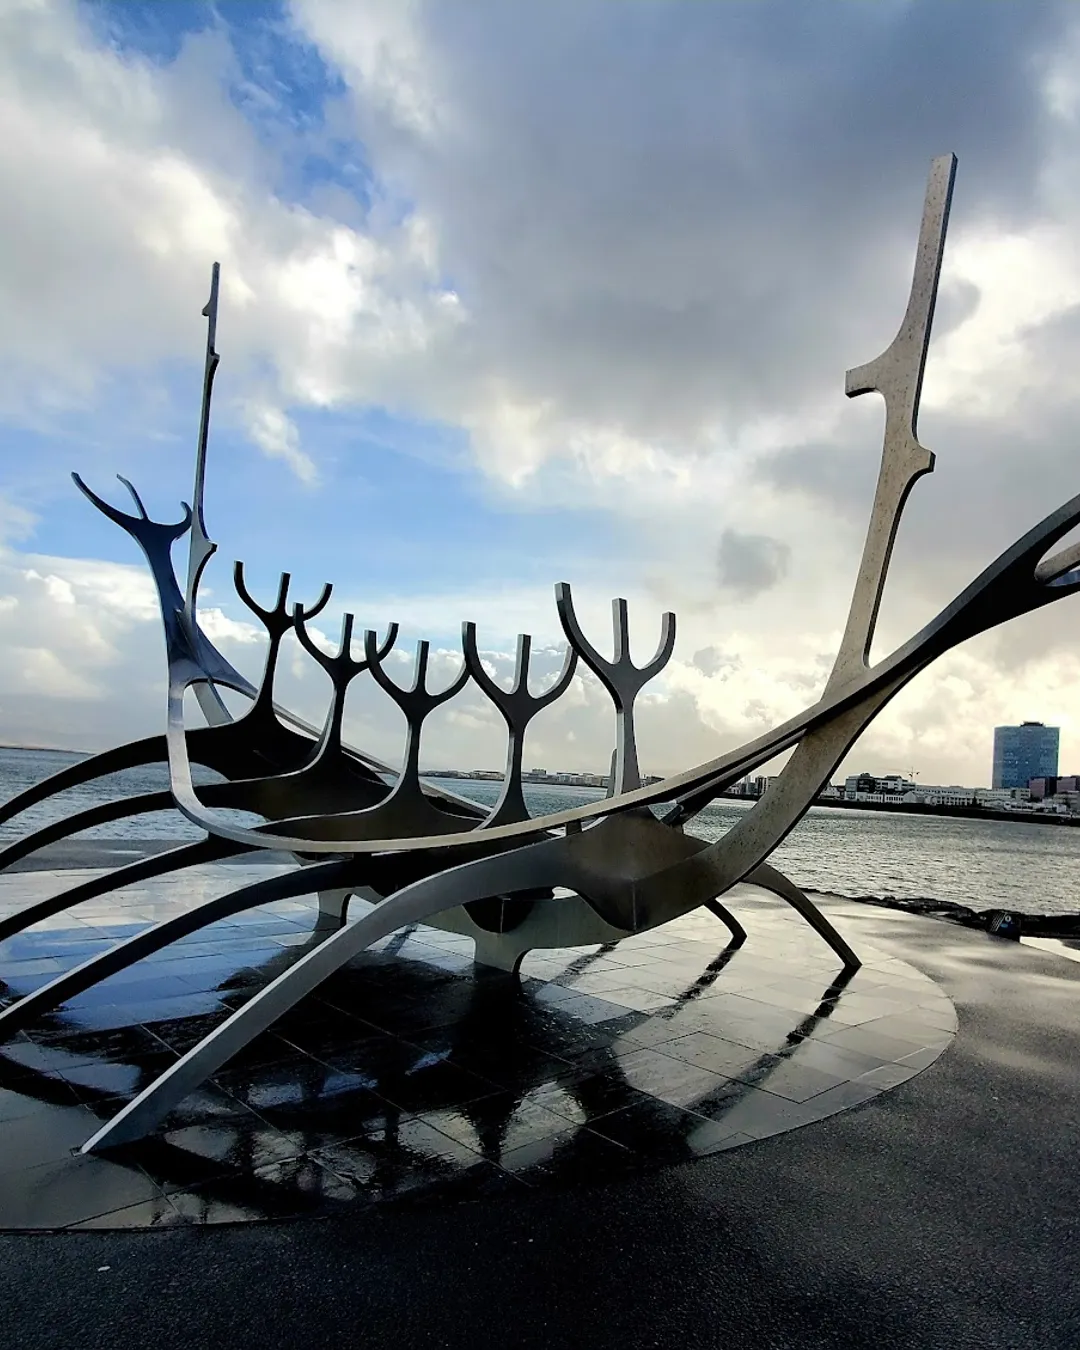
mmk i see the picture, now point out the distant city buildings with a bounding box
[992,722,1059,790]
[843,773,917,803]
[425,767,614,789]
[429,729,1080,819]
[543,771,610,788]
[1030,775,1080,800]
[837,771,1052,812]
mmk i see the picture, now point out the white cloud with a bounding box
[196,607,261,645]
[0,0,458,472]
[923,225,1080,417]
[242,402,318,484]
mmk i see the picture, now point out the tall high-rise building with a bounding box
[992,722,1059,789]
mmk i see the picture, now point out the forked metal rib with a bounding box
[555,584,675,794]
[461,623,577,826]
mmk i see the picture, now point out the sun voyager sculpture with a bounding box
[0,154,1075,1156]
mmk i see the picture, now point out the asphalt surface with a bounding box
[3,898,1079,1350]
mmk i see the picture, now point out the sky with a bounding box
[3,0,1080,788]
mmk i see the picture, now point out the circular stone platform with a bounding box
[0,871,956,1229]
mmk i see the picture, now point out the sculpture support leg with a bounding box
[472,932,528,975]
[315,886,383,930]
[745,863,860,970]
[702,898,747,947]
[316,889,352,930]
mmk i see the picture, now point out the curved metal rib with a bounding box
[0,841,237,942]
[60,818,664,1145]
[0,853,352,1040]
[0,737,179,831]
[0,829,520,1042]
[79,859,485,1152]
[73,851,783,1152]
[0,790,179,875]
[78,813,746,1152]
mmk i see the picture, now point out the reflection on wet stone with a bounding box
[0,874,956,1229]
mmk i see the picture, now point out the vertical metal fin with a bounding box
[828,155,956,692]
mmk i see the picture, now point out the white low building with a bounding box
[903,785,976,807]
[974,787,1031,809]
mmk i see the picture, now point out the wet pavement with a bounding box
[1,894,1078,1348]
[0,867,954,1229]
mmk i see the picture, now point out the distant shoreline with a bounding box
[426,770,1080,828]
[770,794,1080,828]
[4,749,1075,828]
[0,743,89,755]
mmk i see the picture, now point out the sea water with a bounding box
[1,747,1078,914]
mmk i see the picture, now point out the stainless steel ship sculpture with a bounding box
[1,154,1077,1153]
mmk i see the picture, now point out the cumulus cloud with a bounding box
[293,0,1071,472]
[0,0,460,462]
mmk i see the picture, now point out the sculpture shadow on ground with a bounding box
[0,881,955,1228]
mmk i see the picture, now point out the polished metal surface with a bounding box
[183,261,220,643]
[828,152,955,695]
[0,154,1072,1157]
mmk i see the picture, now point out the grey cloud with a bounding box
[716,528,791,600]
[755,434,878,524]
[757,371,1080,615]
[691,646,740,679]
[302,0,1072,445]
